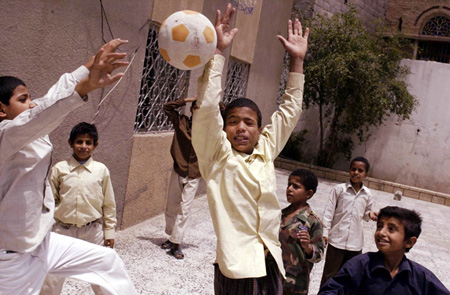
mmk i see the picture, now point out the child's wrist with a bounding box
[75,78,93,98]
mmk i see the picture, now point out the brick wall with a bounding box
[385,0,450,37]
[293,0,388,30]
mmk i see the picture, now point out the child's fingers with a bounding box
[303,27,310,40]
[93,48,105,66]
[276,35,288,47]
[287,19,293,38]
[112,62,130,70]
[215,9,221,28]
[296,19,302,36]
[103,38,129,52]
[109,72,125,83]
[105,52,127,60]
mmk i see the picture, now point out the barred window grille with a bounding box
[134,22,190,133]
[223,58,250,104]
[277,51,291,105]
[417,16,450,63]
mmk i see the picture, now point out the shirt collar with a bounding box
[345,181,368,194]
[68,156,94,172]
[234,142,266,163]
[370,251,411,275]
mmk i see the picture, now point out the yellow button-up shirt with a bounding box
[51,156,117,239]
[192,55,305,279]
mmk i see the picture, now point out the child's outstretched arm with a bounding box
[75,39,129,97]
[277,19,309,73]
[192,3,237,165]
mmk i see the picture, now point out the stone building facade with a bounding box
[385,0,450,62]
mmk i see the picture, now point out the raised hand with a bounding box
[76,41,129,97]
[277,19,309,60]
[215,3,239,54]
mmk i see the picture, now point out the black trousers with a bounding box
[320,244,362,287]
[214,253,282,295]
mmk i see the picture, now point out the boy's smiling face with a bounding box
[375,216,416,256]
[349,161,367,184]
[224,106,262,154]
[0,85,36,120]
[70,134,98,162]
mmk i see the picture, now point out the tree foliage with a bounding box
[303,7,417,167]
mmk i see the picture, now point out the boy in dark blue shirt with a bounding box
[319,206,449,295]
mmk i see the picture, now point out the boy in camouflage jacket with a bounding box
[280,169,325,294]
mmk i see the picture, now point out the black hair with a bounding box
[350,156,370,172]
[223,98,262,128]
[289,168,319,195]
[378,206,422,252]
[0,76,26,105]
[69,122,98,144]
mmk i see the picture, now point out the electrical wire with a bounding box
[91,0,151,123]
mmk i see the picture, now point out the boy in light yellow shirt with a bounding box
[192,3,309,294]
[41,122,117,294]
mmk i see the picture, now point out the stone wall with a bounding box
[385,0,450,37]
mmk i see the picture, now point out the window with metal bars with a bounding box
[416,15,450,63]
[223,58,250,104]
[134,22,191,132]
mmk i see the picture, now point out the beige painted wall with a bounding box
[122,133,173,228]
[297,60,450,195]
[0,0,153,229]
[152,0,205,24]
[334,60,450,195]
[247,0,295,124]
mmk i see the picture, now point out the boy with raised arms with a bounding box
[192,3,309,294]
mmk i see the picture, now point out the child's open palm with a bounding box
[277,19,309,60]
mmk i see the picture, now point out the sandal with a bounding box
[171,247,184,259]
[161,240,174,250]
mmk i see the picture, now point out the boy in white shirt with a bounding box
[320,156,378,287]
[0,39,137,294]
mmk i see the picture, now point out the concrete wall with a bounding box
[330,60,450,195]
[247,0,295,124]
[0,0,152,228]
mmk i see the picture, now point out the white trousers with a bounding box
[40,221,105,295]
[164,169,200,244]
[0,232,137,295]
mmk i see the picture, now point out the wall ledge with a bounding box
[275,157,450,207]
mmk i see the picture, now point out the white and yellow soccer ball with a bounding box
[158,10,217,70]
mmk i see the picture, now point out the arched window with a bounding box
[417,15,450,63]
[422,16,450,37]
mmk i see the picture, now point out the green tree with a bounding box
[303,7,417,167]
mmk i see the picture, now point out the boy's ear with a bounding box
[404,236,417,250]
[94,141,99,148]
[306,189,314,199]
[0,102,7,119]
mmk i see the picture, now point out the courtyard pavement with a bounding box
[62,168,450,294]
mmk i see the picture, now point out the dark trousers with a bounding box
[214,253,282,295]
[320,244,362,287]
